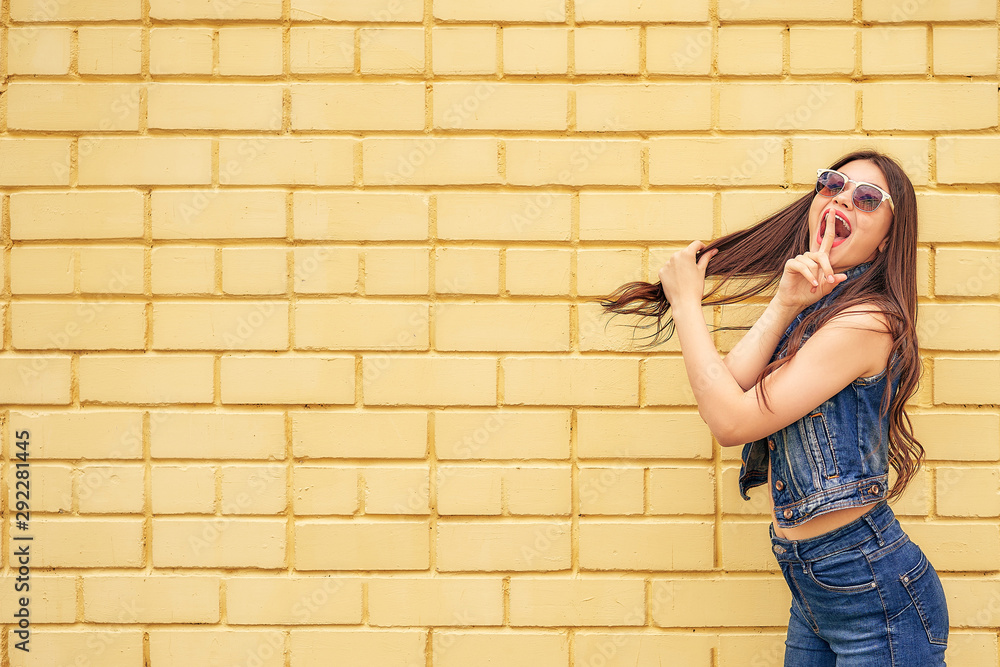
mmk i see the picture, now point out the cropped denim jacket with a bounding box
[738,260,901,528]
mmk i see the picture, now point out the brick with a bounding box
[152,247,216,295]
[650,137,784,186]
[579,467,644,515]
[80,137,212,186]
[10,411,144,459]
[574,27,640,74]
[221,355,355,405]
[293,466,360,514]
[509,578,645,626]
[7,27,71,74]
[364,138,501,185]
[0,356,71,404]
[789,27,855,74]
[503,27,568,75]
[437,521,571,571]
[918,192,1000,241]
[80,355,213,404]
[435,410,570,460]
[720,0,851,20]
[221,248,287,295]
[505,467,572,515]
[219,137,355,186]
[296,520,429,569]
[717,26,783,75]
[152,466,215,513]
[576,84,711,132]
[435,83,566,131]
[791,136,931,186]
[0,576,76,623]
[721,465,770,517]
[9,83,140,131]
[435,633,569,667]
[364,467,429,514]
[296,301,428,351]
[290,630,426,667]
[863,83,997,131]
[290,0,423,21]
[12,302,145,351]
[863,0,996,21]
[503,357,638,406]
[153,302,287,351]
[83,576,220,623]
[575,633,715,666]
[10,247,73,295]
[11,0,141,20]
[294,192,429,241]
[0,139,71,186]
[580,193,713,242]
[150,0,282,19]
[290,27,355,74]
[578,410,712,459]
[10,191,143,240]
[152,190,285,239]
[861,27,927,75]
[368,578,503,626]
[892,467,931,517]
[437,466,502,515]
[149,631,284,667]
[33,518,144,566]
[434,247,498,294]
[77,464,145,513]
[221,465,286,514]
[148,84,283,130]
[435,0,564,21]
[649,466,715,514]
[360,27,425,74]
[937,467,1000,517]
[6,463,72,512]
[219,27,283,76]
[646,26,712,75]
[505,139,641,186]
[576,0,710,22]
[363,356,496,406]
[433,27,497,75]
[934,27,998,76]
[79,247,144,294]
[910,411,1000,460]
[436,303,569,352]
[720,190,810,235]
[917,304,1000,351]
[916,246,931,298]
[720,520,777,571]
[226,577,362,624]
[644,358,697,406]
[935,248,1000,296]
[943,578,1000,627]
[506,249,572,296]
[718,634,786,666]
[364,248,430,295]
[292,83,424,131]
[150,27,214,75]
[78,27,142,74]
[437,192,571,241]
[903,521,1000,571]
[652,578,790,627]
[153,518,285,567]
[720,83,854,131]
[580,521,714,570]
[944,635,999,666]
[938,138,1000,186]
[576,248,643,297]
[294,247,360,294]
[292,411,427,458]
[8,630,142,667]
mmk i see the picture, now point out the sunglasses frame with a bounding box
[815,168,895,213]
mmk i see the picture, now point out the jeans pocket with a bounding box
[805,547,878,593]
[901,550,950,646]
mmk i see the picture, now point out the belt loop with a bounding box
[863,512,885,547]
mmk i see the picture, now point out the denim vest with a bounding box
[738,260,901,528]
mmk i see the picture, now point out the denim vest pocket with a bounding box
[901,550,950,646]
[804,411,841,479]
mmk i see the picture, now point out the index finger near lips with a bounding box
[820,209,836,255]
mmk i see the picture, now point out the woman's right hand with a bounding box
[774,209,848,312]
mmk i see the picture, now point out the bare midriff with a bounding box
[768,458,878,541]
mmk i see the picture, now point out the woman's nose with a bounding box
[832,182,856,209]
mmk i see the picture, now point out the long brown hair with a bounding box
[598,150,923,501]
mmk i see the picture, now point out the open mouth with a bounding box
[818,210,852,248]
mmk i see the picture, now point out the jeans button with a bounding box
[783,509,793,519]
[775,480,784,491]
[773,544,785,554]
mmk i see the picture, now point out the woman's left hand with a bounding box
[658,240,717,308]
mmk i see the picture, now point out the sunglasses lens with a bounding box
[854,185,884,212]
[816,170,845,196]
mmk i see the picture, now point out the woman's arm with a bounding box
[721,298,801,391]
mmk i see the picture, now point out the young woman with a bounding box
[600,150,949,665]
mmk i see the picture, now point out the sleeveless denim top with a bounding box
[737,260,902,528]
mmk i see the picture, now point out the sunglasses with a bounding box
[815,169,894,213]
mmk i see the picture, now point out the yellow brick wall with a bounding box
[1,1,999,665]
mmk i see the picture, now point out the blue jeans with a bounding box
[770,501,949,666]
